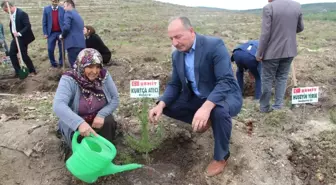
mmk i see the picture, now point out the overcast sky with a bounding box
[156,0,336,10]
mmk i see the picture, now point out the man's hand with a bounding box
[192,100,215,132]
[92,116,104,129]
[149,101,166,124]
[256,56,262,62]
[59,34,63,40]
[78,122,97,137]
[13,32,20,37]
[44,35,48,39]
[192,107,211,132]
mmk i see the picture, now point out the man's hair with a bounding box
[169,16,193,29]
[84,25,96,36]
[1,1,14,8]
[64,0,75,8]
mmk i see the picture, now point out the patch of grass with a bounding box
[236,100,259,122]
[0,57,14,75]
[305,11,336,22]
[285,97,292,108]
[20,97,55,120]
[194,27,206,34]
[329,108,336,124]
[263,109,293,127]
[117,151,136,164]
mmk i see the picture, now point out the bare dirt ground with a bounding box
[1,1,336,185]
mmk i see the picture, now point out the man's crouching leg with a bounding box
[206,103,232,177]
[162,97,232,177]
[162,97,202,124]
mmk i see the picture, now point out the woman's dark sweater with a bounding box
[85,34,112,64]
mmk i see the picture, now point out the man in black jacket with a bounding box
[1,1,37,77]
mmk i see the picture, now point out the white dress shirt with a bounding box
[11,8,21,36]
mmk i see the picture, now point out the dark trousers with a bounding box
[73,114,117,144]
[1,39,9,56]
[102,52,111,64]
[67,47,83,68]
[91,114,117,143]
[47,32,63,67]
[89,115,117,143]
[163,95,232,161]
[9,39,36,74]
[233,50,262,99]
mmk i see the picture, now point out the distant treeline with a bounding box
[239,3,336,13]
[235,3,336,22]
[304,11,336,22]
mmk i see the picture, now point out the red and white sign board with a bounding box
[130,80,160,98]
[292,87,319,104]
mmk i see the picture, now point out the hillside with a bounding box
[237,2,336,14]
[0,0,336,185]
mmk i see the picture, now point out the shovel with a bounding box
[61,39,66,72]
[6,2,28,79]
[290,60,298,109]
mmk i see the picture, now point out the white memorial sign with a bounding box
[130,80,160,98]
[292,87,319,104]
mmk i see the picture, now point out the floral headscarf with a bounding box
[64,48,107,100]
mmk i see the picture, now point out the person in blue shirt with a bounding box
[231,40,261,100]
[149,17,242,177]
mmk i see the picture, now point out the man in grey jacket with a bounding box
[256,0,304,112]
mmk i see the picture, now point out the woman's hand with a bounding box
[92,116,105,129]
[78,122,97,137]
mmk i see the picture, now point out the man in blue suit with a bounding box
[42,0,64,68]
[231,40,261,100]
[59,0,85,68]
[149,17,242,177]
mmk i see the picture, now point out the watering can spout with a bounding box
[102,163,143,176]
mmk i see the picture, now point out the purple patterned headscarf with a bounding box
[64,48,107,99]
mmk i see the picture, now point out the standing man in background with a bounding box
[1,1,37,77]
[42,0,65,69]
[256,0,304,113]
[59,0,85,68]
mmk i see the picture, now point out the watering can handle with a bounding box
[72,131,80,152]
[94,134,117,159]
[72,131,117,158]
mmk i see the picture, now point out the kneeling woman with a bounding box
[53,48,119,147]
[84,26,112,65]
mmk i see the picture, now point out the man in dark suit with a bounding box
[1,1,36,77]
[42,0,65,68]
[256,0,304,112]
[149,17,243,177]
[231,40,261,100]
[59,0,85,68]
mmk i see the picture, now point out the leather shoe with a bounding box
[205,159,228,177]
[28,72,37,77]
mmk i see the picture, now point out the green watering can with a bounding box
[66,131,142,183]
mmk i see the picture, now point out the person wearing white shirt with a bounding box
[1,1,37,77]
